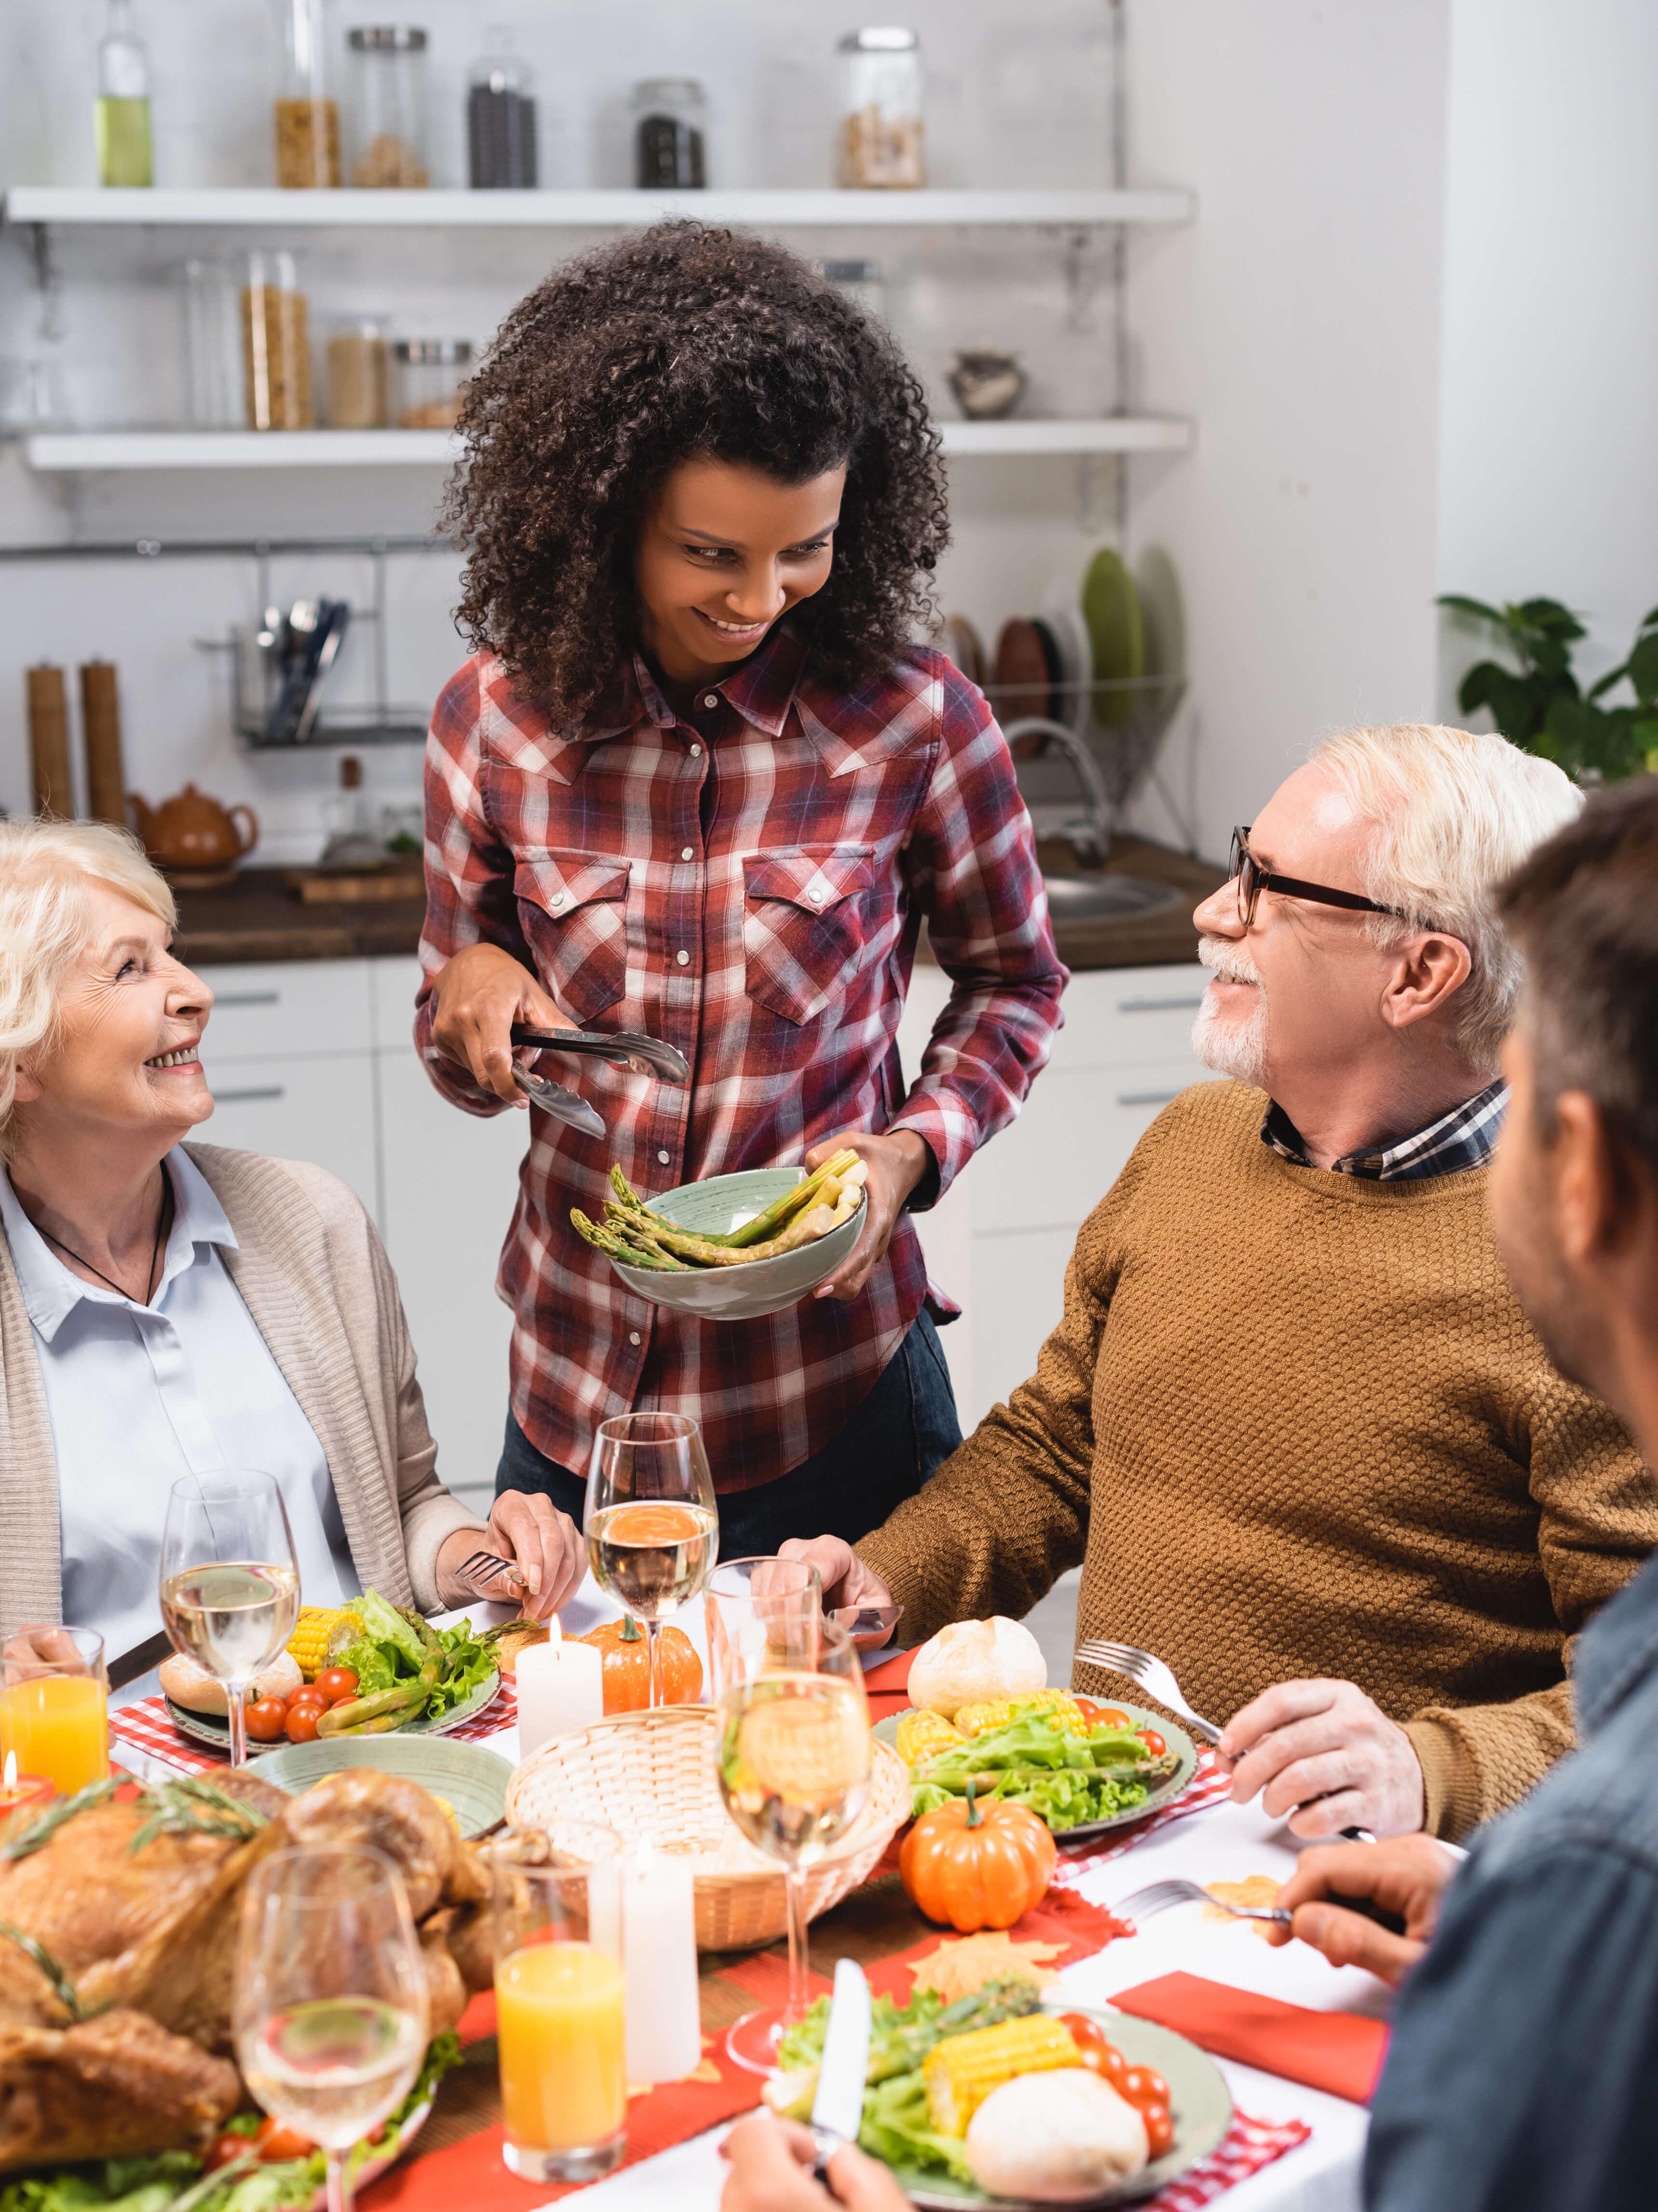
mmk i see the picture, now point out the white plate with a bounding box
[164,1666,502,1757]
[1041,578,1095,732]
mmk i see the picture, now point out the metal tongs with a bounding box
[508,1023,690,1142]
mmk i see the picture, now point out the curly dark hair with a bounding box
[442,221,950,726]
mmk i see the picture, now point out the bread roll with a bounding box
[159,1649,302,1715]
[907,1617,1046,1720]
[966,2070,1149,2199]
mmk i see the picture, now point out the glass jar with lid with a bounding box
[325,316,388,426]
[393,339,471,428]
[274,0,339,186]
[468,26,538,188]
[180,258,245,426]
[632,78,707,189]
[838,28,924,189]
[241,250,313,430]
[346,25,429,188]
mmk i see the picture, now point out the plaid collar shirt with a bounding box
[1260,1079,1509,1180]
[415,627,1066,1492]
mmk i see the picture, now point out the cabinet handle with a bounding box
[1117,994,1205,1013]
[1116,1087,1183,1108]
[212,989,282,1008]
[211,1084,285,1104]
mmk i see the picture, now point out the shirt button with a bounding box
[629,1330,641,1346]
[702,693,719,710]
[657,1149,671,1164]
[676,949,690,966]
[689,742,703,758]
[549,890,567,912]
[680,847,693,861]
[809,885,827,905]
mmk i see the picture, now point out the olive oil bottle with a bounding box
[95,0,153,188]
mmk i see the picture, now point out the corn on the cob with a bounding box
[923,2016,1083,2136]
[897,1709,965,1765]
[954,1690,1086,1739]
[287,1607,356,1680]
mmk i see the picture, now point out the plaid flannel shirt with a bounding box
[1260,1079,1509,1179]
[414,627,1067,1492]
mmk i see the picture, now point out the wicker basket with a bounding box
[505,1705,911,1952]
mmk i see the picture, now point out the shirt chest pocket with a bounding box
[742,847,879,1026]
[515,852,631,1024]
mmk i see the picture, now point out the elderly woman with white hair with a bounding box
[0,818,585,1659]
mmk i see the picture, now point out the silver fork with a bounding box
[1112,1876,1289,1928]
[1072,1638,1224,1745]
[456,1549,527,1594]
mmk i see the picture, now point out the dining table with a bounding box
[111,1578,1391,2212]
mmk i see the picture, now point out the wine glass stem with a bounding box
[783,1864,810,2028]
[225,1679,249,1768]
[645,1619,664,1709]
[325,2148,353,2212]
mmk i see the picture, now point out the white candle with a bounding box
[514,1635,604,1758]
[620,1838,701,2083]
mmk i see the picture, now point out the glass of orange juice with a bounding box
[492,1822,625,2184]
[0,1626,109,1797]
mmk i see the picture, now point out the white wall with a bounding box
[1436,0,1658,699]
[1123,0,1450,856]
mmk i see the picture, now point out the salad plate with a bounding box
[164,1664,502,1757]
[892,2011,1231,2208]
[875,1701,1197,1840]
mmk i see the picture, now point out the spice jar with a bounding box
[346,26,429,189]
[392,339,471,429]
[838,28,924,190]
[468,27,538,188]
[274,0,339,186]
[325,316,388,427]
[242,250,313,430]
[633,78,707,189]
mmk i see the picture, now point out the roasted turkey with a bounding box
[0,1768,497,2175]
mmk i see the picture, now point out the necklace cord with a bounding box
[33,1169,174,1305]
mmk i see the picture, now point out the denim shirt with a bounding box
[1366,1546,1658,2210]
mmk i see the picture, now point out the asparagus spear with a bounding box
[607,1150,862,1252]
[571,1209,699,1271]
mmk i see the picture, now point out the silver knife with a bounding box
[811,1957,871,2173]
[512,1060,605,1140]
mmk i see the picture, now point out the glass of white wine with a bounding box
[236,1844,429,2212]
[584,1412,719,1708]
[704,1556,822,1704]
[160,1470,300,1767]
[716,1615,870,2074]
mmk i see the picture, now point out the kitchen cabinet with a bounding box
[196,1051,381,1226]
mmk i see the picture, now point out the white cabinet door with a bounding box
[195,961,374,1063]
[376,1048,530,1507]
[198,1054,381,1224]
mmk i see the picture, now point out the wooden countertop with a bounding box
[175,837,1226,972]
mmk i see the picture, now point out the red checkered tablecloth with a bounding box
[108,1680,518,1775]
[1053,1750,1234,1885]
[1147,2110,1313,2209]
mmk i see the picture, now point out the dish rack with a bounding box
[504,1704,911,1952]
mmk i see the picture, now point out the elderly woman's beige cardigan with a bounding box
[0,1142,486,1639]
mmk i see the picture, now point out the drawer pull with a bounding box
[212,989,282,1008]
[211,1084,285,1104]
[1116,1087,1184,1108]
[1117,994,1205,1014]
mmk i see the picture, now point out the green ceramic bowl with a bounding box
[607,1167,865,1321]
[252,1734,513,1839]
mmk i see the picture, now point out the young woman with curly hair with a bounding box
[417,221,1065,1556]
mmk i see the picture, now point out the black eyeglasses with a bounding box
[1228,826,1413,930]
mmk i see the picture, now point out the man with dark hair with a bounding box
[1269,773,1658,2209]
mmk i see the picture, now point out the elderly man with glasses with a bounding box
[788,724,1657,1842]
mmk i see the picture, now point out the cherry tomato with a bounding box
[1088,1707,1134,1732]
[1135,1727,1168,1759]
[328,1693,358,1710]
[1098,2041,1130,2089]
[1119,2064,1170,2111]
[244,1698,288,1743]
[1058,2013,1111,2068]
[1142,2103,1175,2159]
[285,1684,328,1711]
[314,1667,359,1703]
[285,1704,321,1744]
[203,2132,251,2172]
[256,2117,318,2162]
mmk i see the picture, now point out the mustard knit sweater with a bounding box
[860,1081,1657,1839]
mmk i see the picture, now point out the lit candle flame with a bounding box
[3,1752,15,1791]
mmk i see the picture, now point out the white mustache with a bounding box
[1197,935,1263,989]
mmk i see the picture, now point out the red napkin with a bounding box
[1112,1972,1388,2104]
[861,1647,914,1720]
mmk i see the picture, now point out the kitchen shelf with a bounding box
[21,419,1192,471]
[3,185,1194,232]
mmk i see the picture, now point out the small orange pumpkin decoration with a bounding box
[900,1782,1057,1932]
[575,1615,703,1712]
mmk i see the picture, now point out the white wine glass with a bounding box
[236,1845,429,2212]
[584,1413,718,1708]
[704,1556,822,1703]
[716,1616,870,2074]
[160,1470,300,1767]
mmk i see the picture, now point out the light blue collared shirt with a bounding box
[0,1149,358,1666]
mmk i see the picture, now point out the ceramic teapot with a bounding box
[126,783,259,874]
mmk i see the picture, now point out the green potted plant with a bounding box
[1438,594,1658,780]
